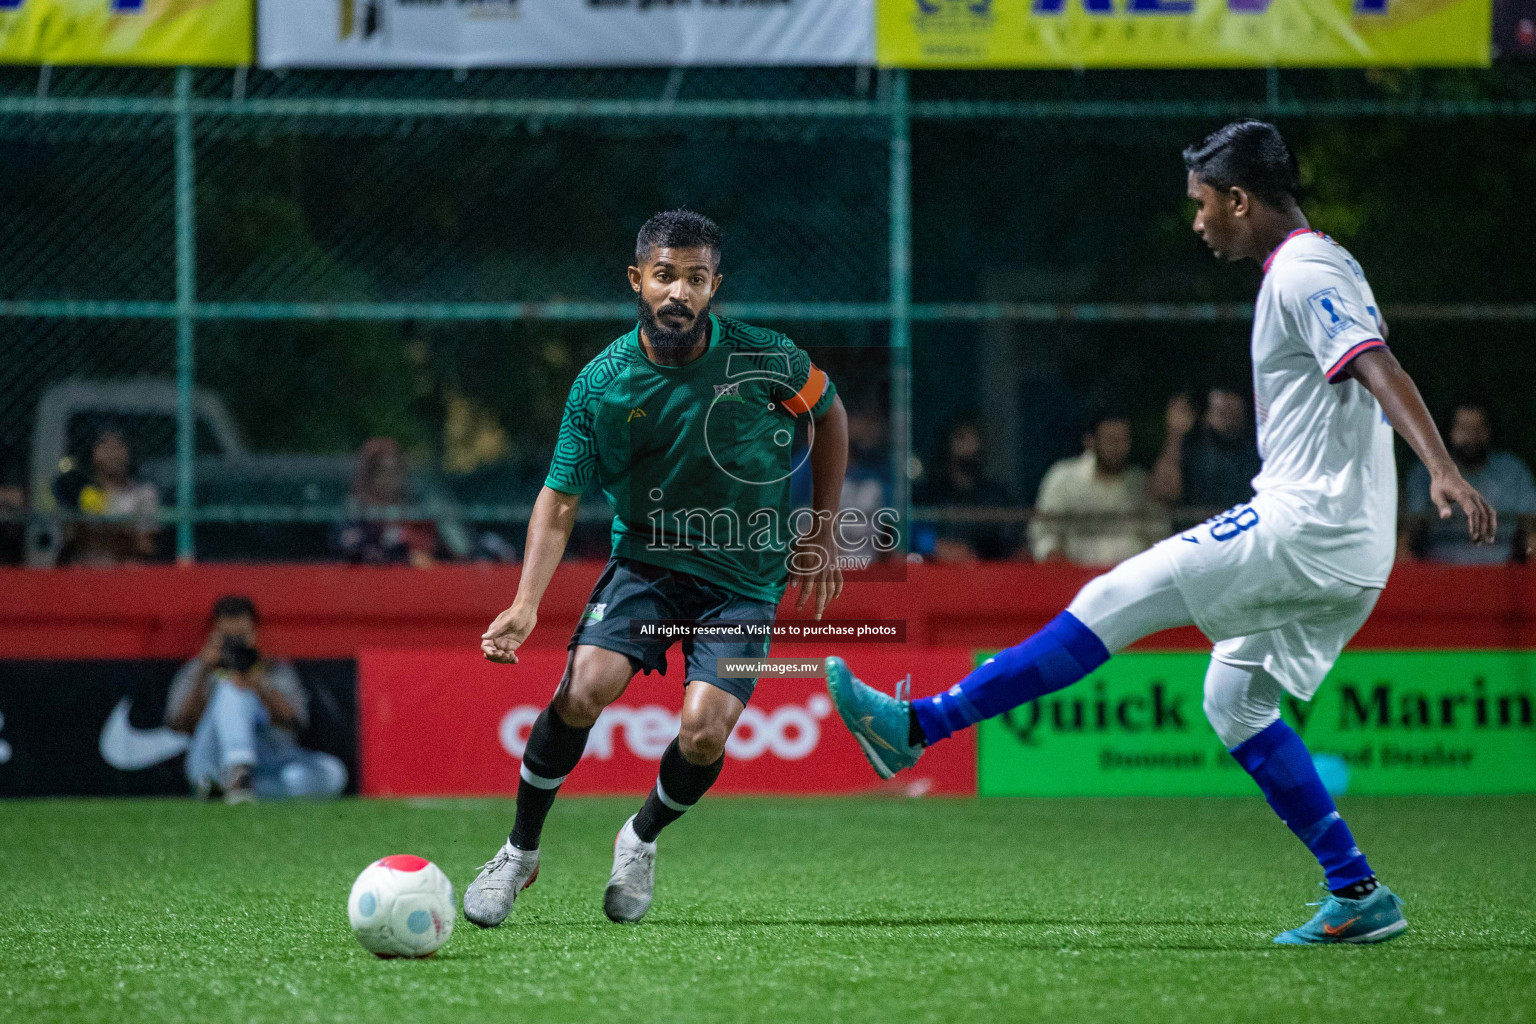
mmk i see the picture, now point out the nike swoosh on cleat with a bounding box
[99,698,190,770]
[851,733,895,780]
[857,715,900,753]
[1322,916,1361,937]
[1347,918,1408,943]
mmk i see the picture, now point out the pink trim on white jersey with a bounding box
[1324,339,1388,383]
[1262,228,1326,275]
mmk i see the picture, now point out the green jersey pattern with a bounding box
[546,314,837,604]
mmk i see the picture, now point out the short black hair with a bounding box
[1449,396,1500,440]
[635,209,722,266]
[210,594,258,625]
[1085,406,1133,435]
[1183,120,1300,210]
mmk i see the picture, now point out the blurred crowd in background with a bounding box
[3,381,1529,570]
[904,391,1534,567]
[4,68,1533,574]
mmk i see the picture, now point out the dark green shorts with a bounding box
[568,557,776,706]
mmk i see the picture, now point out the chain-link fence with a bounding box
[2,65,1534,565]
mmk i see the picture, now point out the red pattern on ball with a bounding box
[376,854,430,872]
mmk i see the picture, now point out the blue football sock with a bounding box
[1230,720,1373,891]
[912,611,1110,745]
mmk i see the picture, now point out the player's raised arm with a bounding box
[1348,348,1496,545]
[792,393,849,620]
[481,486,582,664]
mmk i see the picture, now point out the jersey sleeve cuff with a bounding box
[542,475,586,495]
[809,382,836,420]
[811,382,835,417]
[1325,339,1387,383]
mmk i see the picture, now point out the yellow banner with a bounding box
[878,0,1491,67]
[0,0,251,66]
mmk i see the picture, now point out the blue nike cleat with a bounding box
[824,657,923,780]
[1273,884,1408,945]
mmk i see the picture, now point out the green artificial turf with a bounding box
[2,796,1532,1023]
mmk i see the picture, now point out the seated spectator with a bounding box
[1405,400,1536,564]
[839,409,894,557]
[53,426,161,566]
[1151,387,1262,517]
[915,421,1019,562]
[331,437,446,567]
[1030,410,1168,567]
[166,595,347,802]
[794,407,893,560]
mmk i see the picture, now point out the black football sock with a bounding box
[631,738,725,843]
[1331,876,1380,901]
[907,707,927,748]
[508,704,591,851]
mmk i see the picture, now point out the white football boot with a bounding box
[603,816,657,923]
[463,842,539,928]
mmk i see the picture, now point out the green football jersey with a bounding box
[545,314,837,604]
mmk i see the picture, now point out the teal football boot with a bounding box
[1274,884,1408,945]
[824,657,923,779]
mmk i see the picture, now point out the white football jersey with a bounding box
[1248,229,1397,589]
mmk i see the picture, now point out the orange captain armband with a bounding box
[781,364,828,416]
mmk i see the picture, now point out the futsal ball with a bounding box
[348,855,455,958]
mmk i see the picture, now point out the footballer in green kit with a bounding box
[464,210,849,927]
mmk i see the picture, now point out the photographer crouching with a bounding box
[166,595,347,803]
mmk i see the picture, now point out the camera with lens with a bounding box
[219,635,261,674]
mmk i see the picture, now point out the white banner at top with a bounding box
[259,0,875,68]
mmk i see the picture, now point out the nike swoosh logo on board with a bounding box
[99,698,190,770]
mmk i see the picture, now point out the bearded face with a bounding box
[637,292,711,355]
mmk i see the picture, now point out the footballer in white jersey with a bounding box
[824,120,1496,946]
[1251,229,1397,591]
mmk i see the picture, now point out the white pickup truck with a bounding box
[25,378,473,565]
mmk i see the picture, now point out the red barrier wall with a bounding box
[360,648,977,798]
[1,562,1533,659]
